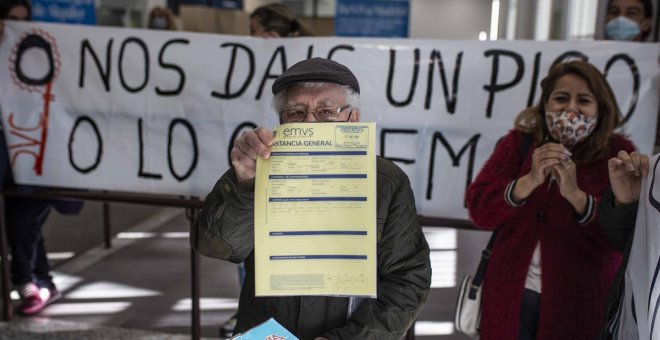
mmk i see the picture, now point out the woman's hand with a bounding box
[551,158,587,214]
[608,150,649,206]
[513,142,571,202]
[528,143,571,186]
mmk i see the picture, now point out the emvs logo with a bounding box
[281,127,314,137]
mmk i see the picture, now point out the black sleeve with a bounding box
[598,187,638,252]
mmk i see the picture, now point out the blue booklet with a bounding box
[229,318,299,340]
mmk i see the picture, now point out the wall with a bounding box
[409,0,491,39]
[180,5,250,34]
[98,0,166,27]
[243,0,493,38]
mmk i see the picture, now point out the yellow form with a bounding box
[254,122,377,297]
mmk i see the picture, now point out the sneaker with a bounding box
[41,285,61,306]
[17,282,45,315]
[219,313,238,338]
[17,283,60,315]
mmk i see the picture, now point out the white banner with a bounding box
[618,154,660,339]
[1,22,658,218]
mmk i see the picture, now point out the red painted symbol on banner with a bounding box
[6,28,61,176]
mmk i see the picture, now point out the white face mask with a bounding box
[545,111,597,147]
[150,17,168,30]
[605,16,641,41]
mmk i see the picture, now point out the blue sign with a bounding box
[335,0,410,38]
[230,318,298,339]
[179,0,243,9]
[212,0,243,9]
[32,0,96,25]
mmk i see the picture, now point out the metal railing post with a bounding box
[188,207,201,340]
[0,194,12,321]
[0,188,471,337]
[405,322,415,340]
[103,202,112,249]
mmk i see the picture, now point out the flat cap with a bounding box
[272,57,360,95]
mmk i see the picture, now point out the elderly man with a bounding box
[192,57,431,339]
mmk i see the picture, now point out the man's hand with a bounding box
[608,150,649,206]
[230,127,274,187]
[0,21,5,44]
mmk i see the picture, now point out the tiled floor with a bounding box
[0,201,491,339]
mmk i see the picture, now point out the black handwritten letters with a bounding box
[68,116,102,173]
[9,28,646,203]
[79,37,189,95]
[136,117,198,182]
[75,39,642,125]
[67,116,198,182]
[210,43,255,100]
[605,54,640,124]
[15,34,56,85]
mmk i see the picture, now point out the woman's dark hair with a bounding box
[642,0,654,18]
[250,3,314,37]
[514,60,622,163]
[0,0,31,20]
[620,0,653,18]
[148,6,177,30]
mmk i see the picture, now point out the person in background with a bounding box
[0,0,28,20]
[465,60,636,339]
[147,5,177,30]
[218,4,314,336]
[0,0,29,43]
[249,3,314,38]
[0,0,84,316]
[599,150,652,339]
[192,57,431,339]
[604,0,659,161]
[604,0,653,41]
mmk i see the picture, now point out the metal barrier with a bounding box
[0,188,474,339]
[0,189,204,338]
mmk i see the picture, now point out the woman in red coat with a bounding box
[466,60,635,339]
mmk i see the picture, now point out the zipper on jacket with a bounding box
[297,296,303,330]
[536,176,557,222]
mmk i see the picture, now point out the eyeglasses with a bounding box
[280,105,352,123]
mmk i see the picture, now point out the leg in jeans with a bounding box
[518,288,541,340]
[238,262,245,286]
[33,233,54,289]
[7,197,51,288]
[220,263,245,337]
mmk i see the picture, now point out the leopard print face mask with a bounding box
[545,110,597,147]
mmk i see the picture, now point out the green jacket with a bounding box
[192,156,431,339]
